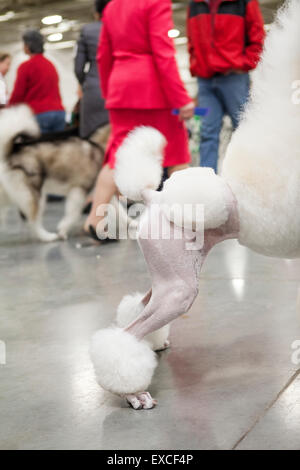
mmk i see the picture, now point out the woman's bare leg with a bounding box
[84,164,117,232]
[85,160,188,233]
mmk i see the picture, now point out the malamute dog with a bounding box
[0,105,111,242]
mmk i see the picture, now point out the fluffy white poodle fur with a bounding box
[114,1,300,257]
[115,126,166,201]
[91,0,300,404]
[115,128,230,230]
[90,327,157,395]
[222,0,300,258]
[116,292,170,351]
[161,167,230,230]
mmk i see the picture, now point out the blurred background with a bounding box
[0,0,283,113]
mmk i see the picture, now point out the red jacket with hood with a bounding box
[187,0,265,78]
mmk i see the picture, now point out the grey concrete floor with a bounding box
[0,202,300,450]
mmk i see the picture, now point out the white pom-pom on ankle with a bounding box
[90,327,157,395]
[116,292,170,351]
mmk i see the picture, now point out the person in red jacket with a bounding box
[84,0,194,240]
[187,0,265,173]
[9,30,65,134]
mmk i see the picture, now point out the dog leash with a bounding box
[171,107,209,117]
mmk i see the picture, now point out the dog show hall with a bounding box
[1,0,300,453]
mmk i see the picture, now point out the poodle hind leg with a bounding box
[119,207,209,410]
[122,278,200,410]
[90,277,199,410]
[90,208,204,410]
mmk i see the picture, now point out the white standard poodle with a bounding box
[90,0,300,409]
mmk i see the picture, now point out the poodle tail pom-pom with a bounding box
[115,126,166,202]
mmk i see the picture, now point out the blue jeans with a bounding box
[36,110,66,134]
[198,73,250,173]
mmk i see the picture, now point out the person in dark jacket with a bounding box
[75,0,109,139]
[187,0,265,173]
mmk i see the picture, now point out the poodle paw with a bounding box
[125,392,157,410]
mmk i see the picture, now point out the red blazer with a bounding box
[187,0,265,78]
[97,0,192,110]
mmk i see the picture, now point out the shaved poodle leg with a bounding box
[124,200,239,409]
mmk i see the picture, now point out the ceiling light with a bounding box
[45,40,75,50]
[168,29,180,39]
[42,15,62,25]
[47,33,63,42]
[41,21,71,35]
[0,11,15,22]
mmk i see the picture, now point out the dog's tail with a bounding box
[0,105,40,161]
[115,126,167,202]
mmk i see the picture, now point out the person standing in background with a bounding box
[187,0,265,173]
[9,30,65,134]
[0,53,11,108]
[75,0,109,139]
[84,0,194,240]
